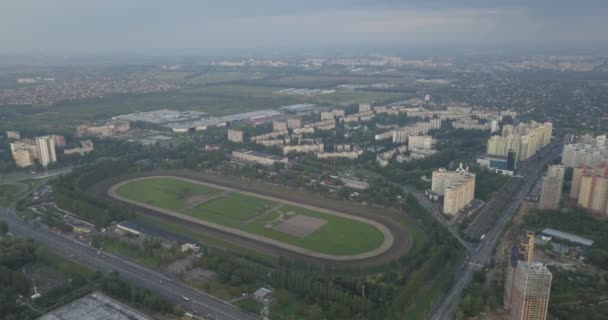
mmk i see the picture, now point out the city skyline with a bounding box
[1,1,607,55]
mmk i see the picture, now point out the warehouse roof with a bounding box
[541,228,594,247]
[38,292,151,320]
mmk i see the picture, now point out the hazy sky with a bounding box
[1,0,606,55]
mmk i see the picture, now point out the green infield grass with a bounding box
[116,177,386,256]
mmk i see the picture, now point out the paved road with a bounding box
[0,207,257,320]
[412,193,473,252]
[0,166,73,183]
[428,142,562,320]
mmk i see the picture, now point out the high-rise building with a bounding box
[10,141,35,167]
[510,262,552,320]
[35,136,57,167]
[487,121,552,161]
[576,166,608,215]
[227,129,244,143]
[561,138,608,168]
[505,231,536,308]
[431,164,476,215]
[538,165,565,210]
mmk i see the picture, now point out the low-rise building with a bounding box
[273,121,288,131]
[6,130,20,140]
[287,118,302,129]
[340,177,370,190]
[64,140,94,156]
[232,149,288,166]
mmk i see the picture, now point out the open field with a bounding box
[113,176,386,256]
[0,183,26,206]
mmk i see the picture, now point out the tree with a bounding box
[0,220,7,235]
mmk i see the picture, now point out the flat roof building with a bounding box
[232,149,288,166]
[38,292,152,320]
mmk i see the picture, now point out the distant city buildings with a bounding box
[431,164,476,215]
[538,165,565,210]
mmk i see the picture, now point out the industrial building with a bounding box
[38,291,152,320]
[278,103,316,113]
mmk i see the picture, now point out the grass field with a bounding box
[0,183,24,206]
[116,177,385,256]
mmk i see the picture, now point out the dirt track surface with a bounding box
[93,170,414,267]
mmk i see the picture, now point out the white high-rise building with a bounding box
[35,136,57,167]
[538,165,565,210]
[431,164,476,215]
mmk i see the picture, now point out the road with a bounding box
[412,193,473,252]
[0,166,73,183]
[0,207,257,320]
[428,142,562,320]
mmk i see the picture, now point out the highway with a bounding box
[0,207,257,320]
[428,142,562,320]
[0,166,73,183]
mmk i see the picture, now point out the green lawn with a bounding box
[185,193,273,228]
[117,177,387,256]
[0,183,24,206]
[116,177,222,211]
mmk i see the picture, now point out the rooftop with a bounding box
[38,292,151,320]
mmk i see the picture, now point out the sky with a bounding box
[0,0,607,56]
